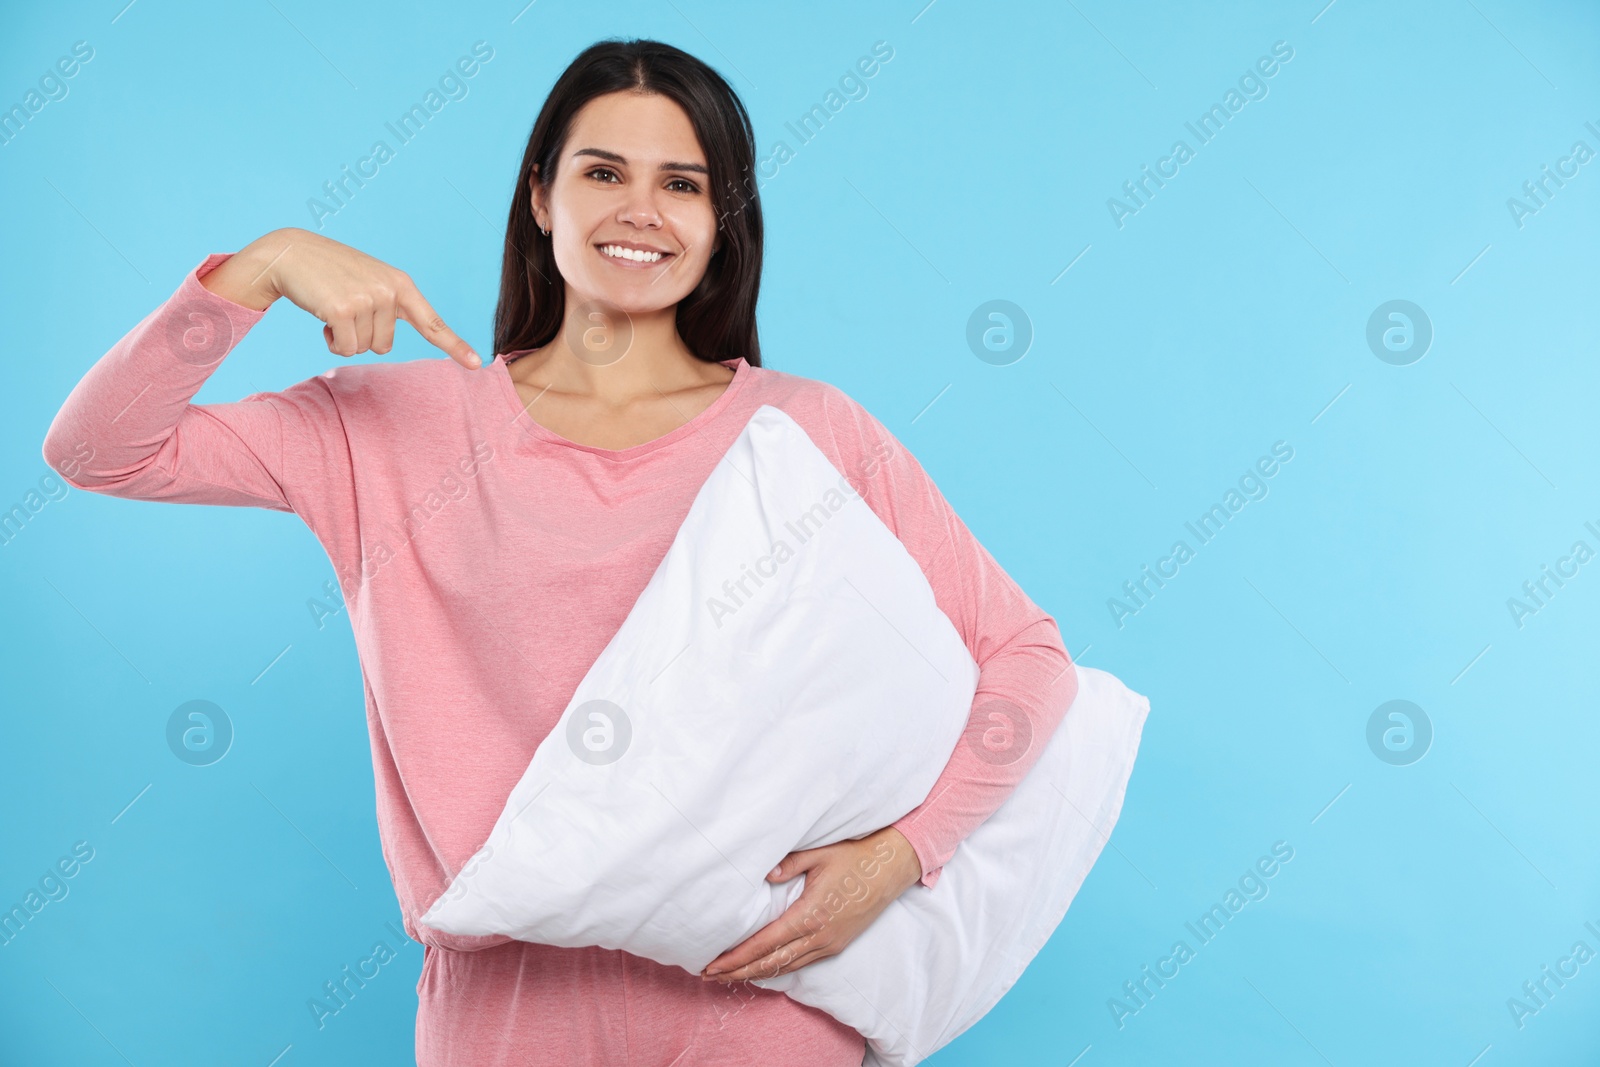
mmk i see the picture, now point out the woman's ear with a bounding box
[529,165,547,230]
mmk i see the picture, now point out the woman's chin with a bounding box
[568,284,682,319]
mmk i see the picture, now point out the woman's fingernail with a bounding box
[467,350,482,367]
[769,866,782,879]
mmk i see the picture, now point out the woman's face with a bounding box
[532,90,721,317]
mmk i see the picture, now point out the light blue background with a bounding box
[4,1,1598,1064]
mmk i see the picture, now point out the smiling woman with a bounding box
[494,86,749,449]
[486,51,768,457]
[42,35,1077,1067]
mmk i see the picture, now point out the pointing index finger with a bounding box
[396,284,482,368]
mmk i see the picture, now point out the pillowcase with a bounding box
[420,404,983,971]
[752,661,1148,1067]
[419,403,1151,1066]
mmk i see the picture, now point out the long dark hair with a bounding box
[492,39,763,367]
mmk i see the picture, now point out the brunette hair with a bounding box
[492,38,763,366]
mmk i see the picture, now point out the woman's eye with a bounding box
[585,168,697,193]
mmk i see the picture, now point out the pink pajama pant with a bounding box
[414,939,867,1065]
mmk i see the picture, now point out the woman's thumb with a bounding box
[769,849,822,880]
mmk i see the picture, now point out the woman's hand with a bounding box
[699,826,923,984]
[198,227,482,369]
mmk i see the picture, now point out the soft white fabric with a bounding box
[421,404,982,969]
[420,403,1150,1065]
[753,662,1148,1067]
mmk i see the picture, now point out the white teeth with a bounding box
[601,244,665,263]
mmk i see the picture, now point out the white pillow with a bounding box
[419,404,1151,1066]
[752,661,1148,1067]
[420,404,982,969]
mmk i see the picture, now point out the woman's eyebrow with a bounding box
[571,147,708,174]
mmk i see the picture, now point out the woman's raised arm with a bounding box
[195,227,480,366]
[40,229,480,528]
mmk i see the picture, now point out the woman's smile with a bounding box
[596,241,675,269]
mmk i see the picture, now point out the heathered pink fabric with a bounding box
[43,253,1079,1065]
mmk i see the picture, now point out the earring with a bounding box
[540,225,550,236]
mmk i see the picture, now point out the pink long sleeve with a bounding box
[41,252,360,558]
[812,389,1079,890]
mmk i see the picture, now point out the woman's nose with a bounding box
[617,185,664,228]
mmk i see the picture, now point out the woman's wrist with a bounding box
[877,826,924,894]
[197,229,295,312]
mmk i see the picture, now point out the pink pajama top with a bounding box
[43,253,1079,1066]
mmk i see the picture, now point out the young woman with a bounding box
[43,38,1077,1067]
